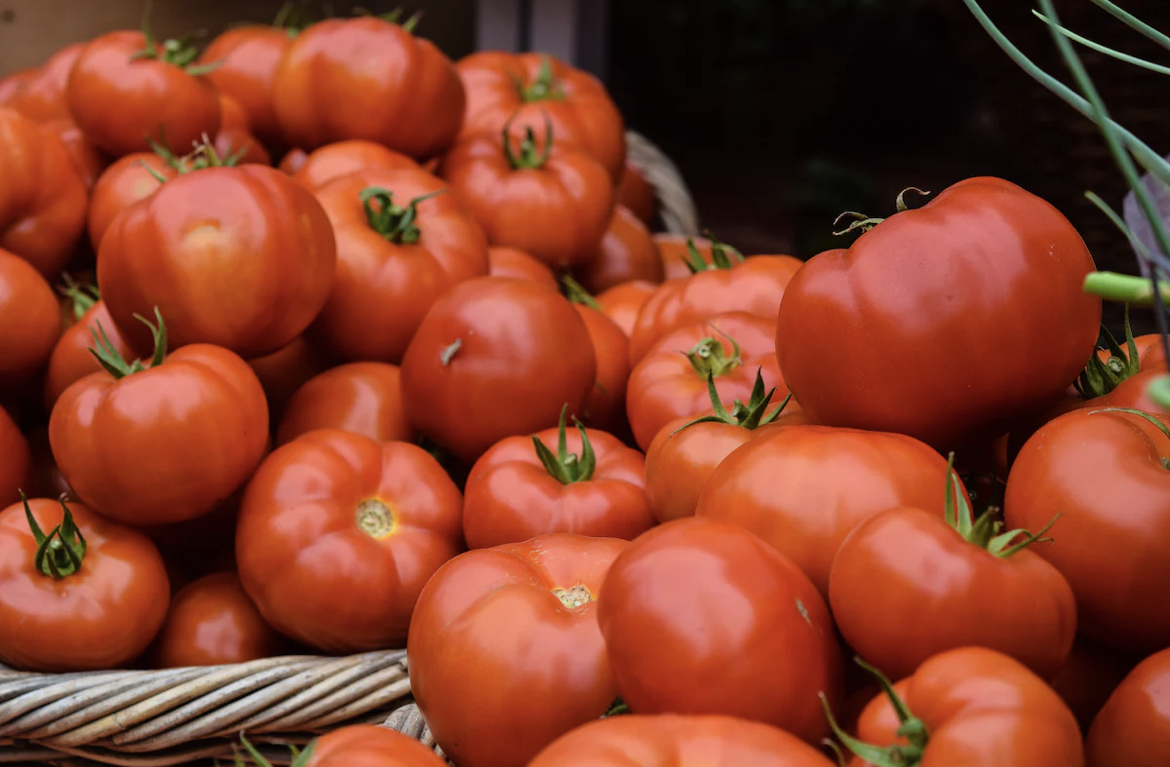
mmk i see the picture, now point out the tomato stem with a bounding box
[131,3,220,74]
[821,657,929,767]
[360,186,444,244]
[87,307,166,379]
[57,274,100,322]
[532,404,596,484]
[519,56,565,102]
[1083,271,1170,306]
[682,233,743,274]
[23,493,87,580]
[684,323,743,379]
[236,733,315,767]
[672,368,789,437]
[440,339,462,366]
[602,698,630,717]
[561,274,603,311]
[1075,304,1141,398]
[502,111,554,171]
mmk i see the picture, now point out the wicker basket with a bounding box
[0,129,697,767]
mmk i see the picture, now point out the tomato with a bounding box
[152,571,284,668]
[277,362,415,447]
[237,430,463,652]
[305,724,447,767]
[0,248,62,392]
[440,118,614,268]
[292,140,420,190]
[307,167,488,363]
[1004,407,1170,654]
[45,118,110,190]
[44,299,134,409]
[0,496,170,671]
[597,280,657,337]
[598,517,842,744]
[1049,636,1142,733]
[656,234,713,280]
[98,164,337,358]
[576,204,664,293]
[457,52,625,181]
[575,301,631,435]
[50,313,269,526]
[1085,646,1170,767]
[0,407,31,507]
[626,311,785,450]
[0,108,88,275]
[279,147,308,174]
[214,128,272,167]
[246,337,323,430]
[696,425,964,597]
[0,69,36,106]
[273,16,464,158]
[487,245,558,290]
[617,158,657,226]
[67,29,221,157]
[2,43,82,122]
[87,151,176,250]
[777,178,1101,451]
[408,533,625,767]
[400,277,597,464]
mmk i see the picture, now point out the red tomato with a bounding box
[307,168,489,363]
[0,496,170,671]
[305,724,447,767]
[1005,407,1170,654]
[45,119,109,190]
[1086,646,1170,767]
[213,128,272,166]
[292,140,420,190]
[2,43,82,122]
[696,424,964,597]
[279,147,308,174]
[1049,637,1142,733]
[0,248,62,392]
[66,30,221,157]
[575,302,632,434]
[617,159,657,226]
[0,108,88,275]
[152,572,284,668]
[598,517,842,744]
[44,299,134,409]
[487,245,558,290]
[277,362,415,446]
[273,16,464,158]
[98,164,337,358]
[246,337,323,430]
[0,407,31,507]
[86,151,176,250]
[237,430,463,652]
[400,277,597,463]
[0,69,36,107]
[656,234,713,280]
[597,280,657,337]
[777,178,1101,451]
[408,534,626,767]
[218,91,251,132]
[577,204,664,293]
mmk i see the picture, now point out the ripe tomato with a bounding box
[2,43,82,122]
[0,248,62,392]
[246,337,323,430]
[0,407,31,507]
[0,69,36,107]
[597,280,657,337]
[50,313,269,526]
[214,128,272,167]
[273,16,464,158]
[696,424,964,597]
[44,299,134,409]
[457,52,625,181]
[0,108,88,275]
[152,571,284,668]
[0,496,170,671]
[576,204,664,293]
[87,151,176,249]
[777,178,1101,450]
[617,158,657,226]
[1005,407,1170,654]
[292,140,420,190]
[98,164,337,358]
[1085,646,1170,767]
[279,147,308,174]
[237,430,463,652]
[305,724,447,767]
[408,533,625,767]
[307,168,488,363]
[400,277,597,464]
[487,245,558,290]
[598,517,842,744]
[45,119,110,190]
[277,362,415,446]
[656,234,713,280]
[575,301,631,434]
[66,30,221,157]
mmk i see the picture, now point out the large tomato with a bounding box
[407,534,626,767]
[86,151,176,249]
[245,336,323,429]
[44,299,134,409]
[598,517,842,744]
[237,430,463,652]
[776,178,1101,450]
[272,16,464,158]
[1,43,82,122]
[98,164,337,358]
[597,280,657,337]
[307,167,488,363]
[305,724,447,767]
[1085,646,1170,767]
[576,204,664,293]
[276,362,415,446]
[1004,407,1170,654]
[0,407,31,507]
[400,277,597,463]
[617,158,657,226]
[0,496,170,671]
[291,140,419,190]
[487,245,558,290]
[0,248,61,392]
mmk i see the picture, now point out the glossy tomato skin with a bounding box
[292,140,420,190]
[408,534,626,767]
[0,248,62,392]
[1085,647,1170,767]
[306,724,447,767]
[67,30,221,157]
[575,304,631,434]
[44,300,134,409]
[597,280,656,337]
[0,498,170,671]
[200,25,293,148]
[0,407,31,507]
[152,572,284,668]
[50,344,270,526]
[86,152,175,250]
[400,277,597,463]
[273,17,464,158]
[307,167,489,363]
[2,43,82,122]
[245,336,323,429]
[276,362,414,446]
[486,245,558,290]
[0,108,88,275]
[98,165,337,358]
[616,159,657,226]
[656,234,713,281]
[777,177,1101,451]
[45,119,109,190]
[1004,408,1170,654]
[576,204,664,293]
[696,425,964,597]
[214,128,272,166]
[598,517,842,744]
[237,430,463,652]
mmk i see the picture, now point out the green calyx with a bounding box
[941,453,1060,558]
[532,405,596,485]
[360,187,444,245]
[130,6,220,75]
[502,112,554,171]
[271,0,318,36]
[561,274,603,311]
[140,135,243,185]
[88,307,166,380]
[519,56,565,102]
[58,275,100,322]
[23,493,87,580]
[672,367,790,437]
[234,733,315,767]
[685,325,743,379]
[821,657,929,767]
[1076,304,1141,398]
[368,7,423,33]
[833,186,932,237]
[682,233,744,274]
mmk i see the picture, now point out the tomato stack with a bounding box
[0,9,1168,767]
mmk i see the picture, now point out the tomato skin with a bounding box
[213,128,272,166]
[44,300,133,409]
[279,147,308,174]
[400,277,597,463]
[246,336,323,429]
[152,572,284,668]
[487,245,558,290]
[656,234,713,280]
[1085,647,1170,767]
[87,152,175,250]
[597,280,657,337]
[292,140,420,190]
[577,204,664,293]
[408,533,625,767]
[0,498,170,671]
[273,17,464,158]
[616,159,657,226]
[696,425,964,597]
[853,647,1084,767]
[50,344,270,526]
[307,167,489,364]
[2,43,82,122]
[200,25,292,148]
[0,108,88,275]
[0,248,62,392]
[306,724,447,767]
[67,31,221,157]
[0,407,31,507]
[0,69,36,106]
[237,430,463,652]
[45,119,109,190]
[1004,408,1170,654]
[598,517,842,744]
[277,362,414,447]
[575,304,631,434]
[98,165,337,358]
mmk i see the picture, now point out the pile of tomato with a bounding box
[0,7,1167,767]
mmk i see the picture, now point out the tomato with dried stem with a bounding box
[0,248,62,392]
[277,362,414,447]
[0,408,30,507]
[487,245,558,290]
[1085,646,1170,767]
[597,280,657,337]
[291,139,420,190]
[576,204,664,293]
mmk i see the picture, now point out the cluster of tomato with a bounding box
[0,7,1167,767]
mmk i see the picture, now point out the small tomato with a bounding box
[277,362,414,447]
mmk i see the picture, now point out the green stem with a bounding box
[1093,406,1170,442]
[561,274,602,311]
[1083,272,1170,306]
[87,308,166,379]
[1075,305,1141,398]
[502,112,553,170]
[684,335,741,380]
[58,275,100,322]
[672,368,789,436]
[360,187,444,244]
[22,493,87,580]
[1033,10,1170,75]
[821,657,928,767]
[520,56,564,102]
[531,405,596,484]
[237,733,315,767]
